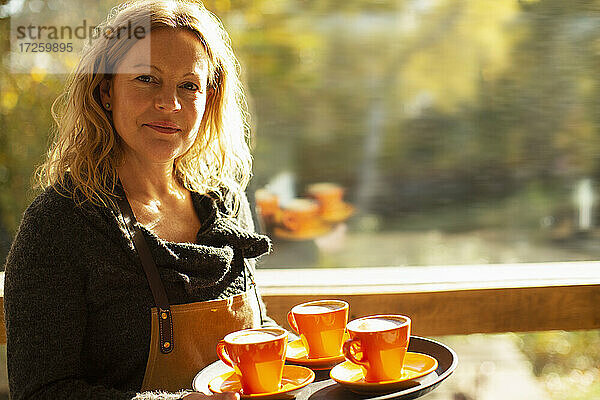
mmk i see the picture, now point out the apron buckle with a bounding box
[158,308,174,354]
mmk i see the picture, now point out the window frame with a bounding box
[0,262,598,343]
[256,262,600,335]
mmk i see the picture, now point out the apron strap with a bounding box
[116,194,175,354]
[243,260,264,326]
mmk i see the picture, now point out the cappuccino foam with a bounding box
[308,183,340,194]
[229,331,279,345]
[293,303,344,315]
[283,198,318,212]
[348,317,404,332]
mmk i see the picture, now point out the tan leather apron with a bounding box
[117,194,262,392]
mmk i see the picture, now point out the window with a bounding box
[202,1,600,269]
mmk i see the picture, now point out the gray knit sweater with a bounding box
[3,178,272,400]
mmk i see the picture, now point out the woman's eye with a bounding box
[135,75,153,83]
[181,82,200,91]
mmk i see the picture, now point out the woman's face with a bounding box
[101,27,210,167]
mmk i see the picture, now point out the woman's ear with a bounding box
[99,78,112,110]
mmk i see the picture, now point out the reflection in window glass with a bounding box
[218,1,600,268]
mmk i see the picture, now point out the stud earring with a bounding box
[105,103,111,110]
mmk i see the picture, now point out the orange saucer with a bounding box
[209,365,315,399]
[321,203,355,223]
[330,352,438,394]
[273,222,332,241]
[285,336,346,370]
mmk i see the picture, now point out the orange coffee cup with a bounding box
[216,327,288,394]
[280,199,319,232]
[287,299,349,359]
[343,315,411,382]
[255,189,279,223]
[307,182,345,214]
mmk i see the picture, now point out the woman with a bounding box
[4,1,273,399]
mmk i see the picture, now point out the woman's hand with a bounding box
[182,392,240,399]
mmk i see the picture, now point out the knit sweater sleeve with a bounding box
[3,192,189,400]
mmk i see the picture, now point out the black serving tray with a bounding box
[192,336,458,400]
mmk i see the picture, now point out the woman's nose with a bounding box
[154,87,181,112]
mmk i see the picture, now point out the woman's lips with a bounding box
[143,123,181,134]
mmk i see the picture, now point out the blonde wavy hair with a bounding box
[36,0,252,215]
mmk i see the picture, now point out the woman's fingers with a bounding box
[182,392,240,399]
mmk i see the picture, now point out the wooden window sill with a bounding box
[0,261,598,343]
[256,262,600,335]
